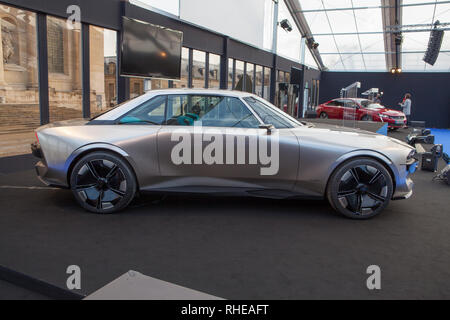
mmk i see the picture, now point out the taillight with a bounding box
[35,132,39,144]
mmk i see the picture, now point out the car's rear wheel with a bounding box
[326,157,393,219]
[70,151,137,214]
[319,112,328,119]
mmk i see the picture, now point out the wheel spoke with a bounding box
[350,168,360,184]
[106,164,118,180]
[110,188,125,197]
[355,194,362,214]
[367,191,386,203]
[96,189,104,209]
[338,189,357,197]
[368,171,382,185]
[76,183,97,190]
[87,161,100,180]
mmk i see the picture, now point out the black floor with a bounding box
[0,129,449,299]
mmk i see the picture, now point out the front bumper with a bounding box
[392,159,417,200]
[384,119,407,128]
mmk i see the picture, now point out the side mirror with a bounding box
[259,124,275,134]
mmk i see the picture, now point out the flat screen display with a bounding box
[120,17,183,79]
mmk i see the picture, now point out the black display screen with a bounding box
[120,17,183,79]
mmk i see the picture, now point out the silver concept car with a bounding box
[32,89,417,219]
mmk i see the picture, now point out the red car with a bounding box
[316,98,406,129]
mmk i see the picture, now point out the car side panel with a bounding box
[153,126,300,192]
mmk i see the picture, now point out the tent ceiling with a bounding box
[298,0,450,72]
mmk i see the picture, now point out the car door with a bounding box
[342,99,358,120]
[155,94,299,193]
[325,100,340,119]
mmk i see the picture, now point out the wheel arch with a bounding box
[324,150,397,197]
[65,143,140,190]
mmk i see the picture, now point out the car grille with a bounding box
[390,116,404,119]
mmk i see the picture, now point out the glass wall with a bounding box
[173,47,189,88]
[255,65,263,97]
[245,62,254,93]
[263,67,271,100]
[89,26,117,117]
[192,50,205,88]
[208,53,220,89]
[234,60,244,91]
[47,15,82,122]
[0,5,39,156]
[228,58,233,90]
[129,77,144,99]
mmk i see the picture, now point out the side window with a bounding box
[334,100,344,107]
[165,95,260,128]
[344,100,358,108]
[327,100,337,106]
[120,95,166,124]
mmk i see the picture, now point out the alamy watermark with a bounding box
[170,125,280,176]
[366,265,381,290]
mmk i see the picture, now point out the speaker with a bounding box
[423,29,444,66]
[421,144,443,172]
[290,67,302,85]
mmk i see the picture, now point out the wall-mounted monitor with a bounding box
[120,17,183,79]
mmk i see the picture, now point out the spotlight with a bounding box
[390,67,402,74]
[279,19,292,32]
[306,37,319,50]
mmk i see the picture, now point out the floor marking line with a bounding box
[0,185,60,190]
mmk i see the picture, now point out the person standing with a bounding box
[374,94,382,104]
[399,93,412,127]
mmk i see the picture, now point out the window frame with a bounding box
[116,93,264,128]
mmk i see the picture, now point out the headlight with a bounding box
[407,149,416,160]
[379,114,389,118]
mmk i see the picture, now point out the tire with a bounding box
[70,151,137,214]
[326,157,393,219]
[319,112,328,119]
[361,114,371,121]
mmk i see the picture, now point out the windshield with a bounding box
[243,96,303,128]
[359,100,384,109]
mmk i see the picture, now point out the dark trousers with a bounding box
[405,115,410,126]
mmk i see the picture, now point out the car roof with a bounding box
[139,88,256,98]
[333,98,371,103]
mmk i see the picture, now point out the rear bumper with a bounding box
[32,143,68,189]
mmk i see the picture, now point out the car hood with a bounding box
[36,118,89,131]
[292,123,413,151]
[367,107,404,116]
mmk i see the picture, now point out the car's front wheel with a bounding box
[70,151,137,214]
[326,158,393,219]
[319,112,328,119]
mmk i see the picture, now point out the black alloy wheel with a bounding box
[70,151,137,213]
[327,158,393,219]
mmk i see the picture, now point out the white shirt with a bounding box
[400,98,411,116]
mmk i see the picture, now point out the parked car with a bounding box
[31,89,417,219]
[316,98,407,129]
